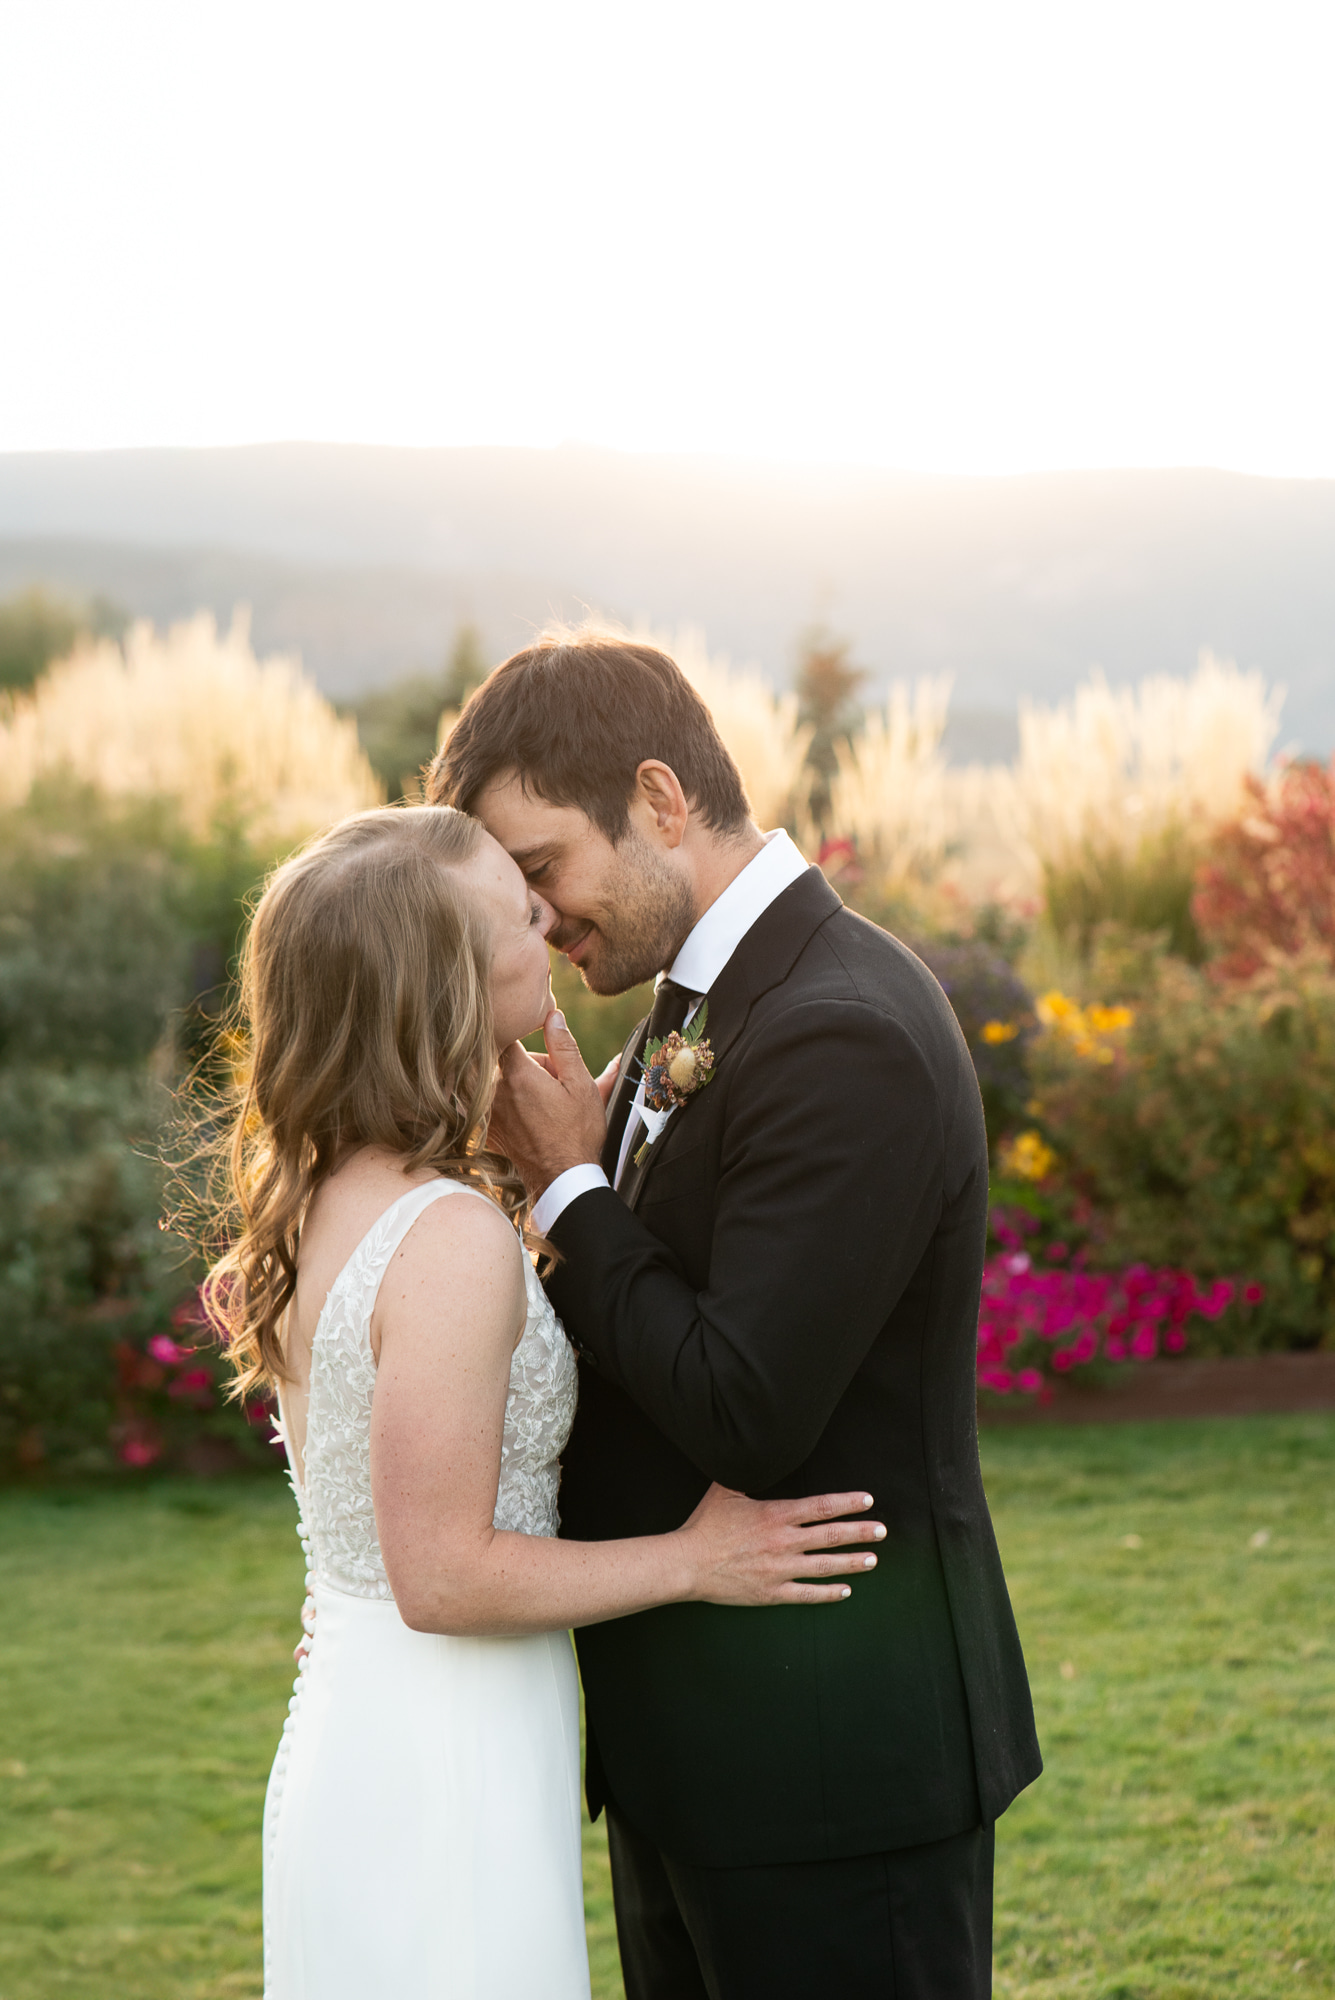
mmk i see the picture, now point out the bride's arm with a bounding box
[368,1194,885,1639]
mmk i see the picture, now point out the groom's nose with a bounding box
[545,912,587,952]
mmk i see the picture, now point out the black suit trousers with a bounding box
[606,1801,994,2000]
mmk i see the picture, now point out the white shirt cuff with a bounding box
[531,1163,610,1235]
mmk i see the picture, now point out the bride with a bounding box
[202,804,886,1999]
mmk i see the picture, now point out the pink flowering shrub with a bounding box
[1017,953,1335,1352]
[977,1208,1262,1397]
[109,1288,273,1469]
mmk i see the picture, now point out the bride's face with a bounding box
[456,831,558,1050]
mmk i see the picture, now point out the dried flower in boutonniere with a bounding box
[635,1002,715,1162]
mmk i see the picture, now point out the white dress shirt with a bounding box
[531,829,810,1234]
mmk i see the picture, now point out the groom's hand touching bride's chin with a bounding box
[491,1009,607,1198]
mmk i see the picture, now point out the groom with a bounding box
[427,633,1040,2000]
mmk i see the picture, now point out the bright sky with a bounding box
[2,0,1333,475]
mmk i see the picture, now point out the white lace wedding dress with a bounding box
[263,1178,590,1998]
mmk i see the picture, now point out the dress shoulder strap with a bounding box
[357,1177,517,1313]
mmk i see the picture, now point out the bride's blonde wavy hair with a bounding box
[202,805,535,1400]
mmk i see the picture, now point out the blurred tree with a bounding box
[794,626,866,836]
[442,622,489,711]
[351,623,490,800]
[0,587,125,693]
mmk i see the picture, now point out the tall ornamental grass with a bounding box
[821,653,1283,934]
[643,626,812,835]
[0,611,382,843]
[828,676,953,887]
[1011,652,1283,951]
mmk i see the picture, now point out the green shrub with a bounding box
[0,586,125,694]
[0,787,277,1476]
[0,790,189,1067]
[1043,827,1204,962]
[0,1068,188,1470]
[0,785,270,1066]
[1028,955,1335,1350]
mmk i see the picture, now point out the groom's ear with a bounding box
[633,761,690,850]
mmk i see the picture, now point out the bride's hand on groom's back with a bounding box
[679,1484,887,1607]
[491,1009,607,1197]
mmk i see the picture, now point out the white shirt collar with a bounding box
[665,829,811,997]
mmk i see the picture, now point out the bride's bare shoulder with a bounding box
[370,1171,527,1355]
[295,1149,518,1337]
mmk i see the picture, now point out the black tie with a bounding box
[616,977,695,1190]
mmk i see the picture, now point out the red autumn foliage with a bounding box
[1193,760,1335,980]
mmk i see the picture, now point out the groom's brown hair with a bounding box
[425,629,751,841]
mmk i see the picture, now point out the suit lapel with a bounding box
[623,866,843,1213]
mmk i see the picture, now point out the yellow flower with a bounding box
[981,1020,1020,1044]
[998,1129,1058,1182]
[1086,1004,1134,1034]
[1036,990,1133,1060]
[1035,989,1079,1026]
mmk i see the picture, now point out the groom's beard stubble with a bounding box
[554,829,696,997]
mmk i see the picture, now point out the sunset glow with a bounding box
[3,1,1333,474]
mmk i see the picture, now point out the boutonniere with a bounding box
[634,1002,715,1163]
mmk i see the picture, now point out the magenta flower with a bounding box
[977,1218,1261,1396]
[148,1334,186,1366]
[167,1367,214,1407]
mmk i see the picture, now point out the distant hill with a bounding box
[0,536,579,702]
[0,444,1332,751]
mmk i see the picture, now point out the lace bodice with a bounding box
[279,1179,577,1602]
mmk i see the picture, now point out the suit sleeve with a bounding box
[546,998,946,1491]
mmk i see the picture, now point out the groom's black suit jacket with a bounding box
[548,867,1041,1869]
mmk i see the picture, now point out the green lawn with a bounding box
[0,1417,1330,1998]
